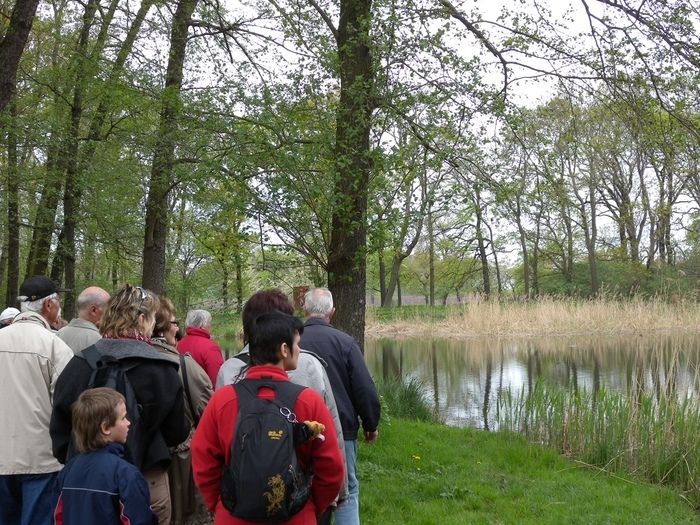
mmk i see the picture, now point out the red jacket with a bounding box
[177,327,223,386]
[191,366,344,525]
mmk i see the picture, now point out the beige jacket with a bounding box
[57,317,102,353]
[151,338,213,428]
[0,311,74,474]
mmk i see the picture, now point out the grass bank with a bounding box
[365,296,700,338]
[358,418,699,524]
[498,383,700,508]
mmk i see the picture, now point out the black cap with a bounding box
[19,276,70,301]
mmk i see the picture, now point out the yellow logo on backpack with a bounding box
[268,430,284,440]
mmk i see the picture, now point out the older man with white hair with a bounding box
[57,286,110,353]
[0,276,74,525]
[301,287,381,525]
[177,309,223,386]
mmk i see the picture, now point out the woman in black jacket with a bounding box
[50,284,188,525]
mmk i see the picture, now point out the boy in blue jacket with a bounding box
[54,387,155,525]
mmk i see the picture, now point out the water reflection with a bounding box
[365,334,700,429]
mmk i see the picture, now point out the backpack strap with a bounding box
[179,353,200,427]
[300,349,328,368]
[80,344,102,370]
[233,350,250,365]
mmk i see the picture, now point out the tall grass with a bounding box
[366,295,700,338]
[498,382,700,506]
[376,376,440,424]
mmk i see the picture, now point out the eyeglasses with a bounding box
[170,320,180,327]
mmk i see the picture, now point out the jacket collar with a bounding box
[246,365,289,381]
[13,311,52,330]
[91,338,176,365]
[151,337,179,356]
[304,317,331,328]
[185,326,211,339]
[66,318,99,333]
[101,442,125,457]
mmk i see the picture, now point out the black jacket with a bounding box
[300,318,380,440]
[50,339,188,471]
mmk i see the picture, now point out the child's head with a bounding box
[71,387,129,453]
[248,311,303,369]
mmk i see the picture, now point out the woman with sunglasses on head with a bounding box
[151,296,213,525]
[50,284,189,525]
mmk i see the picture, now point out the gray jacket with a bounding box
[57,318,102,354]
[217,346,349,503]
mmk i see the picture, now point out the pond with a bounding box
[364,333,700,429]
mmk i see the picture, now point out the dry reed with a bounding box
[365,296,700,338]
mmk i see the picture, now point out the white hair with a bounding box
[304,288,334,317]
[186,309,212,328]
[19,293,58,313]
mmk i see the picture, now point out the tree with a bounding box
[142,0,200,294]
[0,0,41,112]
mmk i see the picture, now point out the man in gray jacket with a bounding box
[57,286,110,353]
[0,276,74,525]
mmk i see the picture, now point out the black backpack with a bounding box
[221,379,313,521]
[80,346,148,468]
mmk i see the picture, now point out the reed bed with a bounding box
[365,296,700,338]
[497,383,700,507]
[375,376,440,424]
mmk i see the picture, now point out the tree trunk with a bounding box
[59,0,100,320]
[142,0,198,294]
[78,0,155,173]
[378,250,386,305]
[0,0,41,113]
[475,198,490,297]
[396,273,402,307]
[428,201,435,306]
[26,149,63,278]
[486,220,502,294]
[327,0,374,352]
[235,250,243,312]
[222,264,229,309]
[5,101,20,307]
[515,199,530,299]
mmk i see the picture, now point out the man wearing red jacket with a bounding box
[191,312,344,525]
[178,309,224,386]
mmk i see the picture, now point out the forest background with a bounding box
[1,0,699,349]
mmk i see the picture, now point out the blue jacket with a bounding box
[300,318,380,440]
[54,443,155,525]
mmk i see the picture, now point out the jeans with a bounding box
[334,440,359,525]
[0,472,60,525]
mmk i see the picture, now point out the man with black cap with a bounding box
[0,276,74,525]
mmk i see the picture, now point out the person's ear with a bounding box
[100,420,111,436]
[279,342,290,358]
[330,307,336,319]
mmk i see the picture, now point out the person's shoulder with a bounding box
[296,384,327,410]
[210,383,236,406]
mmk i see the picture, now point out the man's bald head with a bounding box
[77,287,110,326]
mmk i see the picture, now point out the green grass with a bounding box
[358,418,699,524]
[497,383,700,508]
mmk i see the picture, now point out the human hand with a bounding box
[364,430,378,444]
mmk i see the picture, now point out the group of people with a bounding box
[0,275,381,525]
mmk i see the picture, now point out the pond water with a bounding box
[364,333,700,429]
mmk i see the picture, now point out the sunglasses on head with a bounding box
[134,286,149,312]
